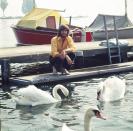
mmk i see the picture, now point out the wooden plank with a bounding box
[9,61,133,86]
[0,40,133,63]
[0,41,100,58]
[127,52,133,58]
[0,39,133,59]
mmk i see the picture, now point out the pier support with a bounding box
[1,59,10,84]
[75,51,84,68]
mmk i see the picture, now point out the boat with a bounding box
[92,26,133,40]
[88,14,133,41]
[12,25,58,45]
[12,8,93,45]
[88,0,133,41]
[11,8,67,45]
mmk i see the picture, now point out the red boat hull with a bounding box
[12,26,93,45]
[12,26,58,45]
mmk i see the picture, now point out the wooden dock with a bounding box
[0,39,133,63]
[10,61,133,86]
[0,39,133,85]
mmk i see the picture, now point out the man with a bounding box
[49,24,76,75]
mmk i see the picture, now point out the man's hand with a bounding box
[66,55,73,65]
[60,50,73,65]
[60,50,66,59]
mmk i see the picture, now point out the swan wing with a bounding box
[11,85,57,106]
[62,123,75,131]
[9,92,34,106]
[99,76,126,102]
[33,89,57,104]
[108,77,126,101]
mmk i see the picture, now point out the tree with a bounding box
[22,0,36,15]
[0,0,8,17]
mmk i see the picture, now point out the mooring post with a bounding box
[1,59,10,84]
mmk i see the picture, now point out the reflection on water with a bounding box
[0,72,133,131]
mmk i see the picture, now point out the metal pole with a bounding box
[69,16,72,26]
[59,16,62,27]
[125,0,127,17]
[103,15,112,64]
[113,16,121,62]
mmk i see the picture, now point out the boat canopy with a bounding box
[89,14,133,31]
[17,8,68,29]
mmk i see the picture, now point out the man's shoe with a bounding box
[61,68,70,75]
[52,66,59,75]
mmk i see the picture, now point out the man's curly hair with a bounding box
[57,24,70,37]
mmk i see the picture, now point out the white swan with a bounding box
[10,84,69,106]
[61,107,106,131]
[97,76,126,102]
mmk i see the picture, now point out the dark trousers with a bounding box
[49,52,75,72]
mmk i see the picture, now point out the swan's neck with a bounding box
[84,113,92,131]
[52,87,62,101]
[102,85,106,94]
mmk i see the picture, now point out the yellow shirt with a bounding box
[50,36,76,57]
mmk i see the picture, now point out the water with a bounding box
[1,72,133,131]
[0,19,133,131]
[0,18,19,48]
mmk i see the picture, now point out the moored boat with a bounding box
[12,8,93,46]
[12,25,58,45]
[92,26,133,40]
[89,14,133,41]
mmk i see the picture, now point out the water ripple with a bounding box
[1,72,133,131]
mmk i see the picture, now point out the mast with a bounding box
[33,0,36,8]
[125,0,127,17]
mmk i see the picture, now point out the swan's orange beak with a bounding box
[96,112,106,120]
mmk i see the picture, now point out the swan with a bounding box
[97,76,126,102]
[10,84,69,106]
[61,107,106,131]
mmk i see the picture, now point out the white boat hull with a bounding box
[92,27,133,40]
